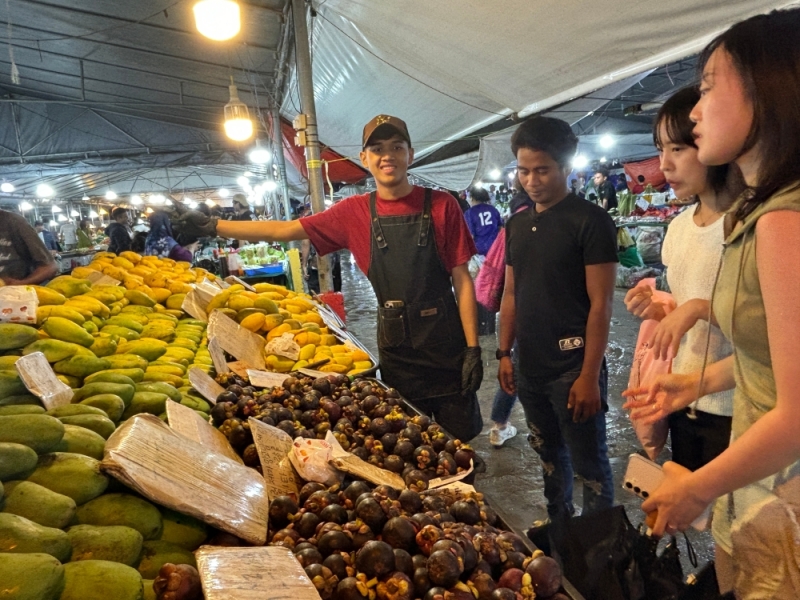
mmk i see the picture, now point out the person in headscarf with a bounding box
[144,211,195,262]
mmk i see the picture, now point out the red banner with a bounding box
[623,156,666,194]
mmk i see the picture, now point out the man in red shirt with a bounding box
[180,115,484,441]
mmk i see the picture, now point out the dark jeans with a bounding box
[668,408,732,472]
[411,391,484,442]
[517,365,614,520]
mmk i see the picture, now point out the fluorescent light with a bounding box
[36,184,55,198]
[572,155,589,170]
[599,135,615,149]
[51,205,62,212]
[70,210,80,217]
[151,194,165,204]
[130,194,143,205]
[193,0,240,41]
[490,169,502,180]
[0,182,14,193]
[19,201,33,211]
[88,210,99,218]
[264,180,277,192]
[248,147,270,164]
[474,181,484,189]
[57,214,67,222]
[218,188,229,198]
[205,199,216,207]
[242,171,254,177]
[48,219,57,227]
[82,194,90,201]
[105,190,118,200]
[188,201,198,209]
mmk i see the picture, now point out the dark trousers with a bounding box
[517,366,614,520]
[668,408,732,472]
[411,391,484,442]
[491,350,518,424]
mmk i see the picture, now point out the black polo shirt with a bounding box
[505,193,617,379]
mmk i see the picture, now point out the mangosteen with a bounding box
[355,493,373,508]
[413,567,431,598]
[412,554,428,571]
[299,410,316,429]
[401,424,423,447]
[445,588,474,600]
[329,373,349,388]
[481,506,498,527]
[502,552,526,571]
[450,501,481,526]
[435,513,455,526]
[444,440,458,455]
[355,497,387,533]
[321,399,342,421]
[431,540,465,566]
[415,524,442,556]
[414,446,437,470]
[380,433,398,454]
[269,495,298,529]
[472,561,493,577]
[352,447,370,461]
[525,556,562,598]
[384,455,405,474]
[242,444,260,467]
[355,540,396,579]
[410,513,436,529]
[496,532,528,555]
[382,517,417,552]
[313,377,333,396]
[469,572,496,600]
[373,404,392,419]
[306,490,337,514]
[317,530,353,556]
[404,469,429,492]
[297,512,322,539]
[377,572,413,600]
[217,390,238,404]
[276,420,296,438]
[426,550,463,588]
[300,482,327,505]
[393,549,414,577]
[398,489,422,514]
[271,527,300,549]
[473,532,501,566]
[368,455,385,468]
[424,587,447,600]
[344,520,375,549]
[343,481,371,506]
[496,570,524,593]
[320,504,349,525]
[373,485,400,501]
[436,452,457,477]
[323,553,349,582]
[276,406,294,422]
[385,410,406,433]
[259,415,276,426]
[300,393,321,411]
[296,546,324,567]
[362,395,381,414]
[206,530,243,546]
[422,496,448,514]
[458,539,479,572]
[305,564,339,600]
[454,446,475,470]
[316,422,332,438]
[369,417,390,438]
[211,401,232,425]
[394,439,415,461]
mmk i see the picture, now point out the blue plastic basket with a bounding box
[243,264,284,276]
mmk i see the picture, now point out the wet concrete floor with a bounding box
[338,251,714,575]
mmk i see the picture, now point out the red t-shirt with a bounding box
[300,186,477,275]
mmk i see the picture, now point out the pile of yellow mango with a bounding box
[198,282,373,376]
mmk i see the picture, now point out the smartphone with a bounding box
[623,454,710,531]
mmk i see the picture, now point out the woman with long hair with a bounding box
[624,86,735,471]
[623,7,800,596]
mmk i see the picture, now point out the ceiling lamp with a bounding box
[48,219,57,227]
[223,80,253,142]
[51,205,62,212]
[36,184,55,198]
[19,201,33,211]
[572,155,589,170]
[217,188,229,198]
[145,207,154,214]
[70,209,80,217]
[205,199,216,207]
[248,145,270,164]
[99,208,108,215]
[599,135,615,149]
[82,194,90,201]
[264,180,277,192]
[193,0,240,41]
[151,194,166,204]
[489,169,502,180]
[130,195,143,205]
[188,201,198,209]
[0,182,14,193]
[57,214,68,222]
[105,190,118,200]
[88,210,99,219]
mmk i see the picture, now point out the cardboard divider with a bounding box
[165,400,242,464]
[15,352,73,409]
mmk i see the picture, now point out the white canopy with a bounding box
[282,0,796,183]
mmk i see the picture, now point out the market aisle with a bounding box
[339,250,713,569]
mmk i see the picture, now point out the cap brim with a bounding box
[364,124,410,148]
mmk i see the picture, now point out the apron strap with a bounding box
[418,188,432,247]
[369,192,388,249]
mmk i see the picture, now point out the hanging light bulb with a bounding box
[105,190,118,201]
[248,144,270,164]
[36,184,55,198]
[0,182,14,193]
[264,180,277,192]
[88,210,99,219]
[19,201,33,211]
[57,214,68,222]
[70,209,80,217]
[82,194,90,201]
[130,195,143,205]
[223,79,253,141]
[205,199,216,207]
[51,205,62,212]
[48,219,57,227]
[217,188,229,198]
[99,208,108,215]
[145,207,154,214]
[193,0,240,41]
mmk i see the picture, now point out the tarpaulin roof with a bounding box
[279,119,367,186]
[281,0,797,181]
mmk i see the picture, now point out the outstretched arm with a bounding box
[216,219,308,243]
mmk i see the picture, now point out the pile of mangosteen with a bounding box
[211,375,476,491]
[268,481,567,600]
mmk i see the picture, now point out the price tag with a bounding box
[428,459,474,490]
[227,361,250,379]
[86,271,121,286]
[15,352,73,409]
[636,196,651,211]
[208,311,266,371]
[165,400,242,464]
[249,418,302,502]
[188,367,224,404]
[247,370,290,389]
[181,289,209,322]
[208,338,230,374]
[326,431,405,489]
[299,368,330,379]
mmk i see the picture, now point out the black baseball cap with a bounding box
[362,115,411,148]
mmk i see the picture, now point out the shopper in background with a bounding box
[622,8,800,595]
[498,116,617,523]
[0,210,58,285]
[105,208,132,255]
[177,114,484,441]
[487,184,497,203]
[60,219,78,251]
[464,186,501,256]
[144,211,195,262]
[624,87,735,472]
[230,194,254,221]
[593,168,618,211]
[35,221,61,254]
[76,219,93,249]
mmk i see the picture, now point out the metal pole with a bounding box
[291,0,331,293]
[271,106,293,222]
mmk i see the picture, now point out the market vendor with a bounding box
[0,209,59,285]
[179,115,484,441]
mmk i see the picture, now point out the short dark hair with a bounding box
[510,117,578,169]
[654,86,730,195]
[594,168,609,178]
[470,187,490,204]
[111,207,128,221]
[34,221,43,227]
[699,7,800,219]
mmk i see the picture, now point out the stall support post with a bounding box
[272,106,293,223]
[291,0,331,293]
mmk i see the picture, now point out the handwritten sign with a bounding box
[249,418,301,502]
[15,352,73,409]
[247,370,290,389]
[188,368,224,404]
[207,338,230,374]
[326,431,405,489]
[208,311,266,371]
[428,459,474,490]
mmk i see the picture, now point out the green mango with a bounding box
[27,452,109,505]
[0,512,72,562]
[75,493,163,541]
[53,424,106,459]
[67,524,144,566]
[136,539,197,579]
[1,479,77,528]
[58,414,116,440]
[0,441,38,481]
[0,414,65,454]
[0,552,65,600]
[60,560,144,600]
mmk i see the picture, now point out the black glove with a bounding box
[461,346,483,395]
[175,211,219,239]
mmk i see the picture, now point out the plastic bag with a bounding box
[0,285,38,324]
[619,246,645,268]
[618,227,636,249]
[288,437,342,486]
[468,254,485,279]
[637,227,664,265]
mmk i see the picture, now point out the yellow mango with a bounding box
[227,295,254,312]
[101,265,127,281]
[90,336,118,357]
[332,355,354,368]
[206,289,232,313]
[266,323,291,340]
[70,266,98,279]
[144,271,169,289]
[290,313,306,324]
[36,305,86,326]
[119,251,142,264]
[351,349,370,362]
[352,360,373,371]
[84,290,118,305]
[329,345,348,354]
[284,303,306,315]
[240,313,266,332]
[291,360,309,371]
[168,282,193,295]
[294,331,321,347]
[31,285,67,306]
[319,363,349,374]
[261,314,284,332]
[94,252,117,261]
[315,346,334,357]
[298,344,316,361]
[146,364,185,377]
[93,285,126,301]
[175,261,192,270]
[301,323,321,334]
[68,295,109,316]
[165,294,186,310]
[42,316,95,347]
[319,335,338,346]
[82,320,98,334]
[265,355,294,373]
[112,256,135,270]
[284,319,301,331]
[130,266,155,277]
[303,312,323,325]
[125,289,156,307]
[150,288,172,304]
[254,297,280,314]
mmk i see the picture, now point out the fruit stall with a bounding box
[0,251,579,600]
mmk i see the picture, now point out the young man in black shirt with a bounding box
[497,117,618,524]
[593,168,618,211]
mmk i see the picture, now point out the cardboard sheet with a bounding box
[247,370,289,388]
[196,546,321,600]
[102,414,268,545]
[188,367,224,404]
[165,400,242,464]
[208,311,266,371]
[86,271,121,286]
[15,352,73,408]
[326,431,405,489]
[249,418,302,502]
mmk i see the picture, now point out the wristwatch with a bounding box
[495,348,512,360]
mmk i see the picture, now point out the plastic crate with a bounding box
[243,264,284,277]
